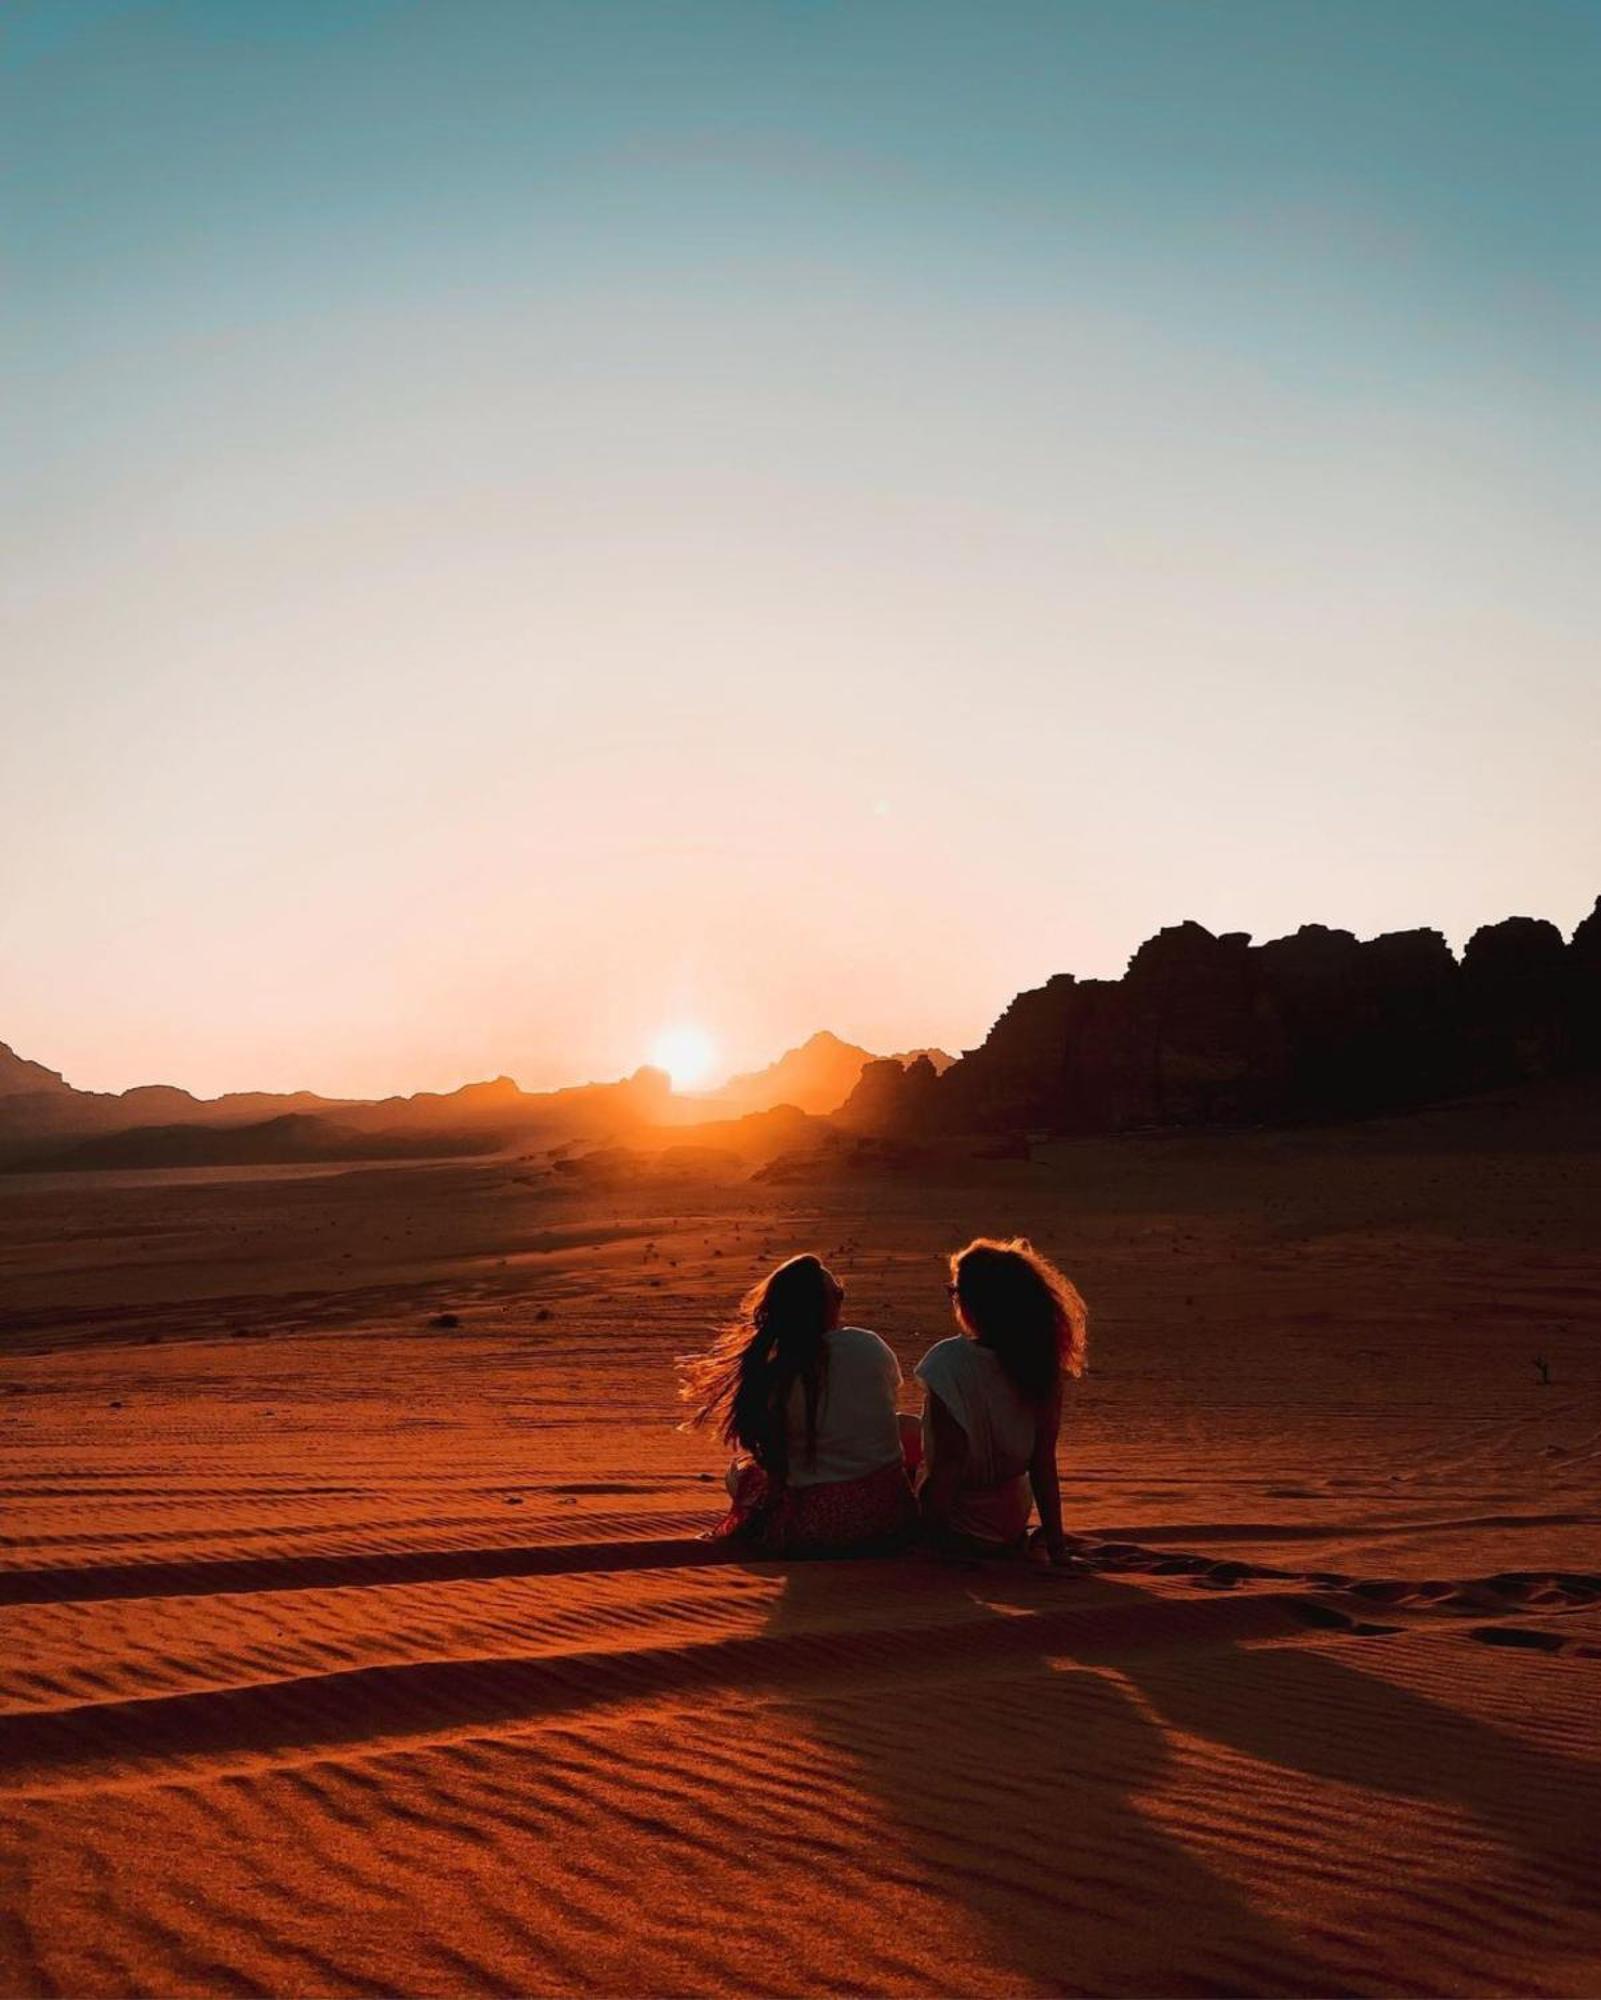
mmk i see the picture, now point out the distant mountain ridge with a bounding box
[0,1044,74,1096]
[8,892,1595,1171]
[0,1056,675,1172]
[0,1022,943,1173]
[722,1029,873,1114]
[0,1051,359,1152]
[0,1015,954,1171]
[668,1031,903,1120]
[660,1030,955,1123]
[36,1114,491,1173]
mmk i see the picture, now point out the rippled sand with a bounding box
[2,1108,1598,1995]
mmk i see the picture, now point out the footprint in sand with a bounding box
[1470,1625,1568,1652]
[1291,1600,1402,1638]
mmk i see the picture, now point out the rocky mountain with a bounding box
[682,1032,956,1121]
[840,895,1601,1139]
[836,1052,946,1135]
[683,1030,882,1119]
[0,1043,74,1096]
[0,1056,672,1173]
[0,1056,354,1150]
[887,1046,956,1075]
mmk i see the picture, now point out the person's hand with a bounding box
[1031,1528,1077,1570]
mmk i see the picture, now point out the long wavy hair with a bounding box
[949,1237,1087,1405]
[679,1254,841,1481]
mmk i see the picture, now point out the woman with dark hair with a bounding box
[681,1253,917,1556]
[915,1237,1088,1564]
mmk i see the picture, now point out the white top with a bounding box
[784,1325,905,1486]
[915,1335,1038,1487]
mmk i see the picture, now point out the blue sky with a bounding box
[3,1,1598,1094]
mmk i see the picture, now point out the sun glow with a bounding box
[650,1024,718,1093]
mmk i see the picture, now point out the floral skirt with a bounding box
[712,1456,919,1558]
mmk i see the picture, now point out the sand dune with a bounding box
[2,1111,1599,1994]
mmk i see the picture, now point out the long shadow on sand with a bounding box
[5,1531,1596,1992]
[0,1565,1313,1787]
[0,1533,727,1606]
[761,1557,1601,1995]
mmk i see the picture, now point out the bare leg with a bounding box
[898,1410,924,1477]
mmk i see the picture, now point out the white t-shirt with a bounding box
[915,1335,1038,1487]
[783,1325,905,1486]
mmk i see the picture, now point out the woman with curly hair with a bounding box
[681,1252,917,1556]
[916,1237,1088,1564]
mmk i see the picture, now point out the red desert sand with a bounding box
[2,1093,1598,1996]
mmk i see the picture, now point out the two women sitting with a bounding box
[680,1238,1088,1564]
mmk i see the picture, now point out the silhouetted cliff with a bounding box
[840,896,1601,1138]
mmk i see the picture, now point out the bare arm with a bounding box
[1028,1386,1067,1562]
[919,1389,969,1532]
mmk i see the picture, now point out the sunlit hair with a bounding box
[949,1237,1087,1404]
[678,1254,841,1480]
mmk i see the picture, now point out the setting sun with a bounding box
[649,1025,718,1093]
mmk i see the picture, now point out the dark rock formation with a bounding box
[887,1046,956,1075]
[1107,923,1282,1126]
[1570,896,1601,1065]
[1352,927,1462,1111]
[847,895,1601,1140]
[1461,916,1570,1085]
[938,974,1083,1132]
[837,1053,944,1134]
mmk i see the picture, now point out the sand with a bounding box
[2,1104,1598,1996]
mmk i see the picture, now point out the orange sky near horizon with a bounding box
[4,4,1598,1102]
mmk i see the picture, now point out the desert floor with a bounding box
[2,1097,1599,1996]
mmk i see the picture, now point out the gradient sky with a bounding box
[3,0,1598,1098]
